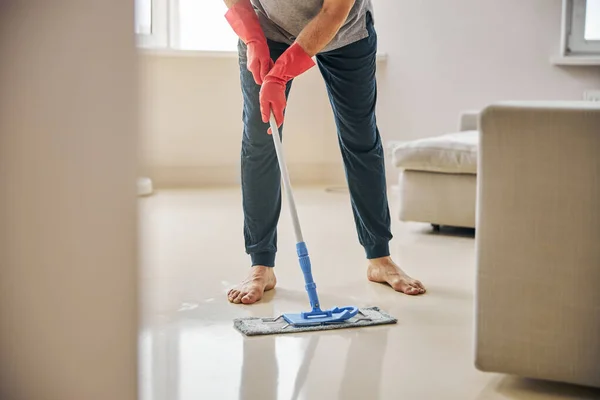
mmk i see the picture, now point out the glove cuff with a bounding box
[265,42,315,84]
[224,0,267,45]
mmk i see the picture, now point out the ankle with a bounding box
[368,256,392,266]
[250,265,275,276]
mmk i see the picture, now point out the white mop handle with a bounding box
[269,113,304,244]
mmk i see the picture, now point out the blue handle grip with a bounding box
[296,242,321,311]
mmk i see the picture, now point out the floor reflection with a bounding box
[239,336,279,400]
[339,328,389,400]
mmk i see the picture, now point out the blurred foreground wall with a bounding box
[0,2,139,399]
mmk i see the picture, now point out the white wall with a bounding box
[373,0,600,142]
[139,53,345,186]
[140,0,600,187]
[0,2,139,400]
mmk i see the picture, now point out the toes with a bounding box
[241,289,261,304]
[392,280,424,296]
[233,291,244,304]
[407,281,425,295]
[411,284,425,295]
[410,280,426,294]
[405,286,421,295]
[227,290,238,302]
[391,281,410,293]
[241,293,254,304]
[228,282,269,304]
[413,280,426,291]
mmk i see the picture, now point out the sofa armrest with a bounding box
[458,110,480,131]
[475,101,600,388]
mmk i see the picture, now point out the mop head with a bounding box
[233,306,396,336]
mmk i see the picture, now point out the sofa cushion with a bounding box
[392,130,478,174]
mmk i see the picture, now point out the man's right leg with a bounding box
[228,39,291,304]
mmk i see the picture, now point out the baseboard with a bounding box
[146,163,348,188]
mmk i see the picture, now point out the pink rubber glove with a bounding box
[225,0,273,84]
[260,42,315,133]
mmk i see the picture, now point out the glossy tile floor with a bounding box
[139,187,600,400]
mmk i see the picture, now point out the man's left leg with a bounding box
[316,13,425,295]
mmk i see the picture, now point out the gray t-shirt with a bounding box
[250,0,374,53]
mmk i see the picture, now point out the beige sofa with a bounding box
[475,101,600,388]
[392,111,480,229]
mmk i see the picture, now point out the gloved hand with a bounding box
[260,42,315,132]
[225,0,273,85]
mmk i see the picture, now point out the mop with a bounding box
[233,113,397,336]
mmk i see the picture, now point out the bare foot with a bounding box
[367,257,426,295]
[227,266,277,304]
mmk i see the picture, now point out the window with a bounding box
[586,0,600,40]
[135,0,238,52]
[563,0,600,56]
[134,0,152,35]
[173,0,238,51]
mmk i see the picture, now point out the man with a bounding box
[224,0,426,304]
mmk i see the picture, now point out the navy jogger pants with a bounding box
[237,12,392,267]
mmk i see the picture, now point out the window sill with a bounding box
[551,55,600,66]
[138,47,388,62]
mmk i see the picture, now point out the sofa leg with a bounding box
[432,224,441,232]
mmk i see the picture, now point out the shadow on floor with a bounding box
[425,225,476,238]
[481,375,600,399]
